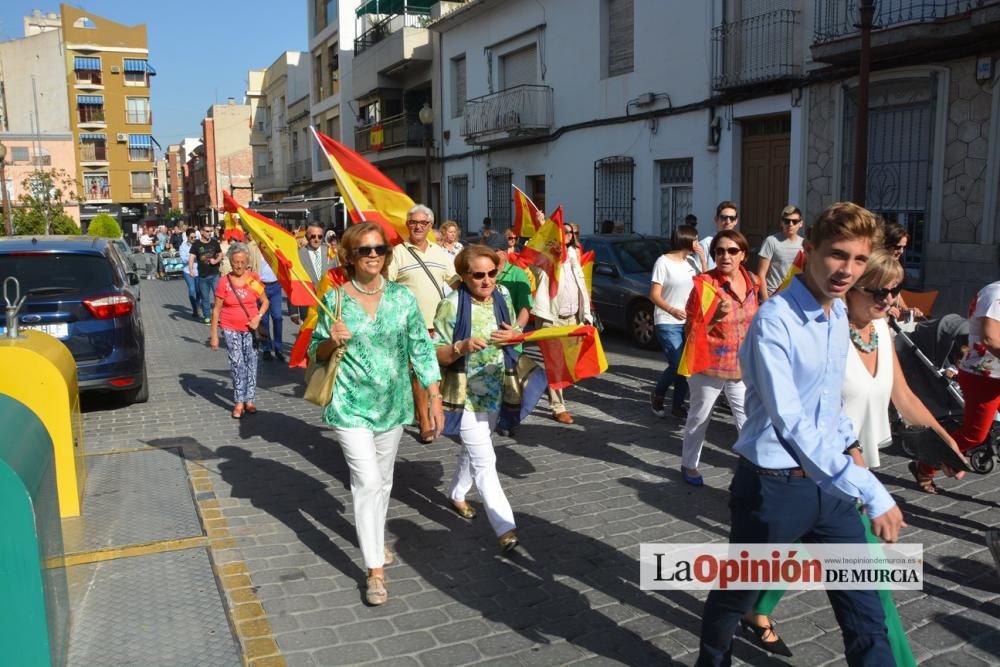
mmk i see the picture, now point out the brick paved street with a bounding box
[82,279,1000,666]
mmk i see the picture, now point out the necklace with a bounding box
[352,276,386,295]
[849,322,878,353]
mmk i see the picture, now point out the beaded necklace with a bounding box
[849,322,878,353]
[351,276,386,295]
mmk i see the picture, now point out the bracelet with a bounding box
[452,341,463,356]
[429,393,443,401]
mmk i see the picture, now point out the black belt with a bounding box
[739,457,808,478]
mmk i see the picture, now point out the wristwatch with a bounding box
[844,441,863,455]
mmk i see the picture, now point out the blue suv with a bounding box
[0,235,147,404]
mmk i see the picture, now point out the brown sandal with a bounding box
[231,404,244,419]
[365,574,387,606]
[908,461,939,495]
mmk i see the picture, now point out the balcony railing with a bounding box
[355,112,425,153]
[815,0,988,42]
[712,9,801,89]
[80,143,107,162]
[126,110,151,124]
[78,107,105,123]
[461,85,554,142]
[354,7,429,56]
[291,158,311,183]
[85,183,111,200]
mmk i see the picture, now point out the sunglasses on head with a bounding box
[468,269,499,280]
[354,244,389,257]
[718,214,737,222]
[856,285,903,301]
[713,246,742,256]
[782,217,801,225]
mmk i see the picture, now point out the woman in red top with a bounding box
[679,230,760,485]
[210,242,269,418]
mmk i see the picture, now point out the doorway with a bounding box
[740,114,790,252]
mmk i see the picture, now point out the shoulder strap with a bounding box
[404,245,445,299]
[227,274,253,321]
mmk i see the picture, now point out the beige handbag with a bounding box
[303,288,345,407]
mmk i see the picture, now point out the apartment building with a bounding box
[198,100,253,224]
[60,4,157,232]
[165,143,184,212]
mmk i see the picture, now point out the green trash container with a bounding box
[0,394,68,666]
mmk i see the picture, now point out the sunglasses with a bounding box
[782,217,801,225]
[354,245,389,257]
[468,269,499,280]
[718,214,737,222]
[892,244,907,251]
[406,219,431,227]
[505,236,516,241]
[713,246,742,256]
[307,234,323,240]
[856,285,903,301]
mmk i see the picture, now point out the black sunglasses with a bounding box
[307,233,324,240]
[718,214,737,222]
[468,269,499,280]
[713,246,742,256]
[354,245,389,257]
[781,217,801,225]
[856,285,903,301]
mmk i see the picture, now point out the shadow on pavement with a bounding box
[619,477,732,539]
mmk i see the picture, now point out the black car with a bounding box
[0,235,148,404]
[581,234,672,349]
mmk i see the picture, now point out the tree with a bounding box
[88,212,122,238]
[163,208,184,226]
[11,168,81,235]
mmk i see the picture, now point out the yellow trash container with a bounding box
[0,330,86,518]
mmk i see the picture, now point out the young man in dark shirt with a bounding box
[188,225,223,324]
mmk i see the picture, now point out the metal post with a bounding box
[423,127,431,208]
[851,0,875,207]
[0,152,13,236]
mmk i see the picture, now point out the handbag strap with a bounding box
[404,244,445,299]
[227,274,254,327]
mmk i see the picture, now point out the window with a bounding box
[487,167,513,231]
[79,134,107,162]
[123,59,154,86]
[130,171,154,196]
[73,17,96,29]
[77,95,105,123]
[527,175,546,214]
[448,175,469,234]
[606,0,634,77]
[11,147,29,162]
[128,134,153,161]
[84,173,110,199]
[74,56,102,85]
[594,156,635,233]
[256,151,269,177]
[313,51,324,101]
[500,46,537,90]
[328,43,339,95]
[126,97,150,124]
[452,56,466,118]
[658,158,693,237]
[315,0,338,32]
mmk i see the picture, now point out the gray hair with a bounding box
[407,204,434,225]
[226,241,250,261]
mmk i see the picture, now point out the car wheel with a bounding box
[629,300,658,350]
[125,359,149,405]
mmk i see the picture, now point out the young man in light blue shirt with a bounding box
[697,202,905,666]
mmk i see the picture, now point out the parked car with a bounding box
[580,234,672,349]
[0,235,148,404]
[110,237,140,299]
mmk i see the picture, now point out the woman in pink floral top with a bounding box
[679,230,760,486]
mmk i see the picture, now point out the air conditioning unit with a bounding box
[110,66,121,74]
[116,133,128,142]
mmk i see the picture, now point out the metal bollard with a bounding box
[4,276,26,339]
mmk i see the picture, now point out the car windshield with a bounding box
[614,239,671,273]
[0,253,114,295]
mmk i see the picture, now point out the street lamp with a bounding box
[418,102,433,208]
[0,142,12,236]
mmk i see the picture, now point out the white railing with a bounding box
[461,85,553,141]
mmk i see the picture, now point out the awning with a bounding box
[79,133,106,141]
[123,59,156,75]
[128,134,152,148]
[77,95,104,105]
[74,56,101,70]
[356,0,433,16]
[251,202,315,216]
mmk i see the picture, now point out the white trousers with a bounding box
[680,374,747,471]
[332,425,403,569]
[449,411,516,537]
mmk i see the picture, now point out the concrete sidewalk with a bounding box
[70,279,1000,666]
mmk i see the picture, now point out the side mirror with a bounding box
[128,272,140,286]
[594,262,619,278]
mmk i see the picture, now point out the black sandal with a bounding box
[738,618,793,657]
[908,461,939,495]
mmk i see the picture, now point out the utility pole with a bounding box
[851,0,875,207]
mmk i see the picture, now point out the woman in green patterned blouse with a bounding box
[309,222,443,606]
[434,245,522,553]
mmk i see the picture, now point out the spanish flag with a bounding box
[775,249,806,294]
[579,249,595,296]
[677,279,720,377]
[517,207,566,298]
[222,212,244,241]
[288,266,349,368]
[244,275,266,297]
[509,325,609,390]
[312,127,432,246]
[223,192,316,307]
[512,185,541,239]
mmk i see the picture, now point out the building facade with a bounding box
[165,143,184,212]
[199,100,253,223]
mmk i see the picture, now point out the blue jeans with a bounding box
[198,273,220,321]
[182,272,200,316]
[654,323,688,409]
[696,465,893,666]
[260,281,284,354]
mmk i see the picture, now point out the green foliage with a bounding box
[164,208,184,226]
[87,213,122,238]
[9,168,81,236]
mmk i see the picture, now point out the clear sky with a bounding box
[0,1,307,148]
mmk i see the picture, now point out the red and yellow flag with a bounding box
[677,279,720,377]
[509,324,609,390]
[312,128,432,246]
[579,249,595,297]
[775,249,806,294]
[288,266,349,368]
[517,206,566,298]
[244,275,265,297]
[223,192,315,307]
[512,185,541,239]
[222,212,244,241]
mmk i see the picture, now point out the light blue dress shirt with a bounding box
[179,241,197,277]
[733,276,896,518]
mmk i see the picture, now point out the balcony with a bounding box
[354,112,427,165]
[80,143,108,163]
[354,5,430,56]
[78,107,106,127]
[461,85,554,146]
[813,0,1000,65]
[712,9,802,90]
[352,6,432,97]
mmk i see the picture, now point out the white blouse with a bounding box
[842,317,894,468]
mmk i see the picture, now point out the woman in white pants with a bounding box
[434,245,522,552]
[679,230,760,486]
[309,222,443,606]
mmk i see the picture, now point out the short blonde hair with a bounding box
[337,222,393,278]
[808,202,883,248]
[856,249,904,289]
[439,220,461,238]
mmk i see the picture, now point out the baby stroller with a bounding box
[160,250,185,280]
[892,314,1000,473]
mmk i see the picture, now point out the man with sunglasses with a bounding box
[293,222,337,324]
[756,205,804,301]
[694,201,739,273]
[189,224,223,324]
[388,204,458,442]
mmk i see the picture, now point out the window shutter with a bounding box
[501,45,537,90]
[608,0,634,76]
[453,56,466,118]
